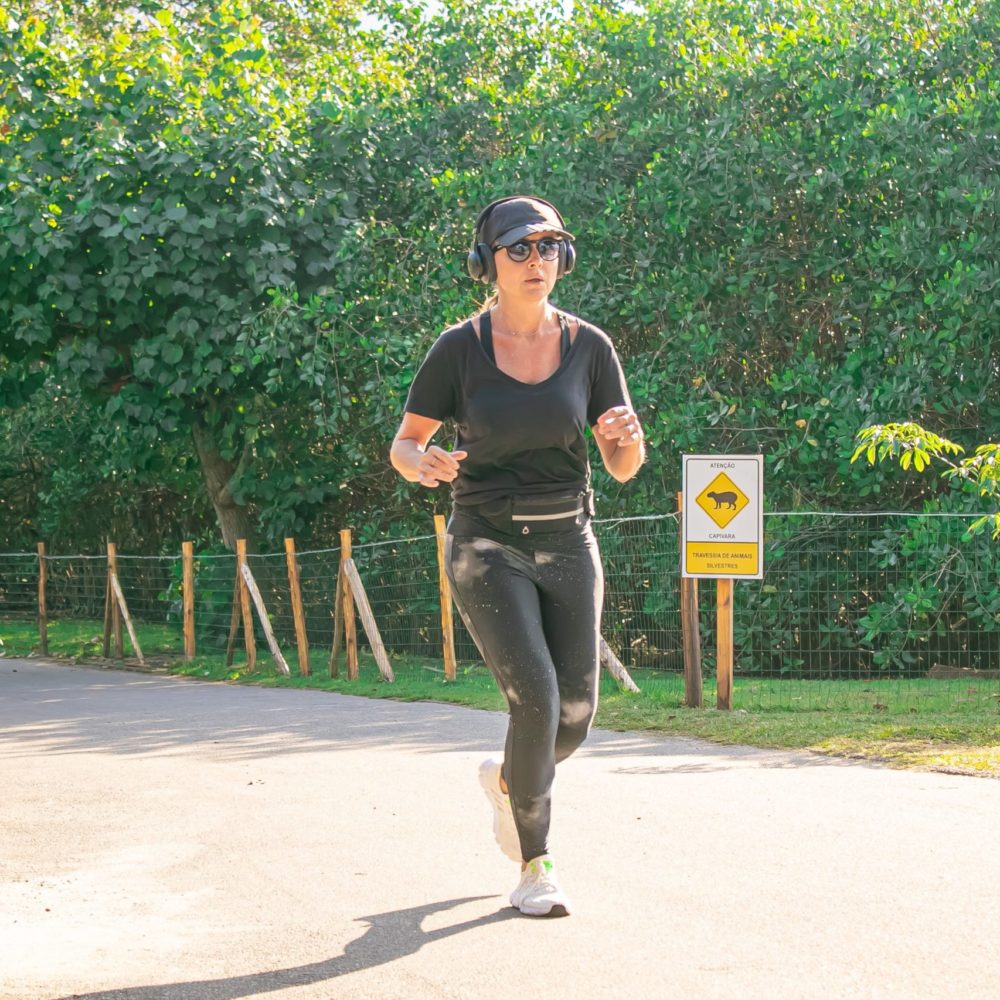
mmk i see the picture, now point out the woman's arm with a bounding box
[390,412,467,488]
[593,405,645,483]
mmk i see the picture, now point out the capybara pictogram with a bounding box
[706,490,738,509]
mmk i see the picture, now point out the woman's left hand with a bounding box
[595,405,644,447]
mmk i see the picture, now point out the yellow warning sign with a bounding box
[695,473,749,529]
[683,455,763,579]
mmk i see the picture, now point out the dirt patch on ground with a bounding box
[816,738,1000,779]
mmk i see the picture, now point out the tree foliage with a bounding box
[1,0,363,547]
[853,422,1000,537]
[2,0,998,555]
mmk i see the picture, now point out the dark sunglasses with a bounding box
[495,237,563,263]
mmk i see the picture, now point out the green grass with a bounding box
[0,616,183,660]
[3,617,998,777]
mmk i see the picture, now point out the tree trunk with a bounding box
[191,421,255,551]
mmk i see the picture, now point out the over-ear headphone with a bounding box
[466,196,576,284]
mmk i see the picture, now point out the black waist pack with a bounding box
[456,490,595,537]
[510,490,594,535]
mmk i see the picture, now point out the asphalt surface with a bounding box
[2,658,999,1000]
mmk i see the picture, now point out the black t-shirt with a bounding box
[404,313,631,506]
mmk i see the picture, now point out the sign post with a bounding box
[682,455,764,709]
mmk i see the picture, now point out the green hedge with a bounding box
[1,0,997,555]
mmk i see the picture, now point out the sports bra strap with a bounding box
[479,309,495,363]
[558,312,571,359]
[478,310,571,365]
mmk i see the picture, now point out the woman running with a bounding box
[390,195,644,917]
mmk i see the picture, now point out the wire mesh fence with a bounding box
[0,552,39,621]
[726,512,1000,713]
[187,551,240,654]
[597,511,999,713]
[1,512,998,712]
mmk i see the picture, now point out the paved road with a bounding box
[2,659,999,1000]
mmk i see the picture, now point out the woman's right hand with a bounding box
[416,446,468,488]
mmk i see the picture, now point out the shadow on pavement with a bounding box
[0,661,847,772]
[0,662,505,759]
[0,660,848,774]
[59,895,518,1000]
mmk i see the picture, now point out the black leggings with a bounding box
[445,524,603,862]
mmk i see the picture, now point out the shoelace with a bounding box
[526,860,561,895]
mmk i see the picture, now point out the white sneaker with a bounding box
[510,855,571,917]
[478,757,521,862]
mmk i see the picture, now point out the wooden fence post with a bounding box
[238,559,290,675]
[110,571,145,665]
[327,533,393,683]
[433,514,457,681]
[717,578,734,710]
[342,560,395,682]
[106,542,123,659]
[599,637,640,693]
[37,542,48,656]
[339,529,359,680]
[236,539,257,672]
[103,542,144,664]
[102,557,113,659]
[285,538,310,676]
[677,492,703,708]
[182,541,195,661]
